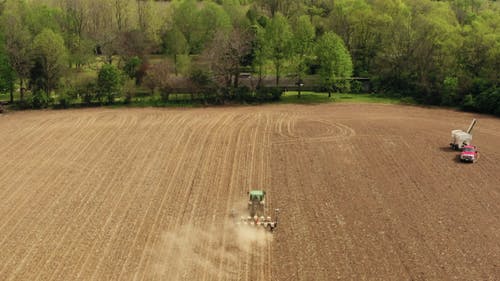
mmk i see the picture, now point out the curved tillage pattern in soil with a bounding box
[273,116,355,146]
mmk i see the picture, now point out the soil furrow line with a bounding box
[112,113,186,280]
[131,113,218,281]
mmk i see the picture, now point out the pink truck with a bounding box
[460,145,478,163]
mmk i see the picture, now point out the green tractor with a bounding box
[232,190,279,232]
[248,190,266,216]
[248,190,266,217]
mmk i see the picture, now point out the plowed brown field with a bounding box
[0,104,499,281]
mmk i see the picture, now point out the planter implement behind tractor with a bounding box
[231,190,279,232]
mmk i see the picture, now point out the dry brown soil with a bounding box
[0,103,499,281]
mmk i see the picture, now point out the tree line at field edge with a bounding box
[0,0,498,115]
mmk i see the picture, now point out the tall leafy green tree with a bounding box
[255,0,300,18]
[316,31,353,96]
[329,0,385,76]
[371,0,415,95]
[162,28,189,76]
[264,13,292,87]
[171,0,231,54]
[113,0,131,32]
[292,15,315,97]
[97,63,124,104]
[250,24,267,87]
[0,0,33,102]
[26,4,63,35]
[458,8,500,92]
[32,29,68,95]
[59,0,94,70]
[410,2,461,103]
[0,33,16,102]
[66,35,94,70]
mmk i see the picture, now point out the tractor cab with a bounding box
[248,190,266,216]
[249,190,265,203]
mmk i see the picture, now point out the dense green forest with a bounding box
[0,0,499,114]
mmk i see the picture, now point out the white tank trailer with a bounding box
[450,119,477,150]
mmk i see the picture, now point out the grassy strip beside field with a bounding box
[0,91,411,111]
[279,91,407,105]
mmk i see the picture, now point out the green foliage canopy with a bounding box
[316,32,353,92]
[32,28,68,94]
[97,63,124,104]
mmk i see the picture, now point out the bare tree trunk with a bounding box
[275,65,280,87]
[275,58,282,87]
[174,54,178,76]
[234,72,239,88]
[19,79,24,102]
[297,74,302,98]
[258,64,263,88]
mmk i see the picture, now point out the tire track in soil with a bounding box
[128,114,203,281]
[242,114,259,281]
[120,111,199,281]
[214,113,262,281]
[214,114,250,281]
[255,112,272,281]
[150,114,218,280]
[176,112,256,281]
[230,111,272,281]
[187,114,258,280]
[253,112,273,281]
[240,113,271,280]
[111,113,192,281]
[190,112,246,281]
[131,112,234,281]
[148,112,234,281]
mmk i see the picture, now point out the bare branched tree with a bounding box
[1,13,33,101]
[114,0,130,32]
[205,28,252,89]
[143,61,172,100]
